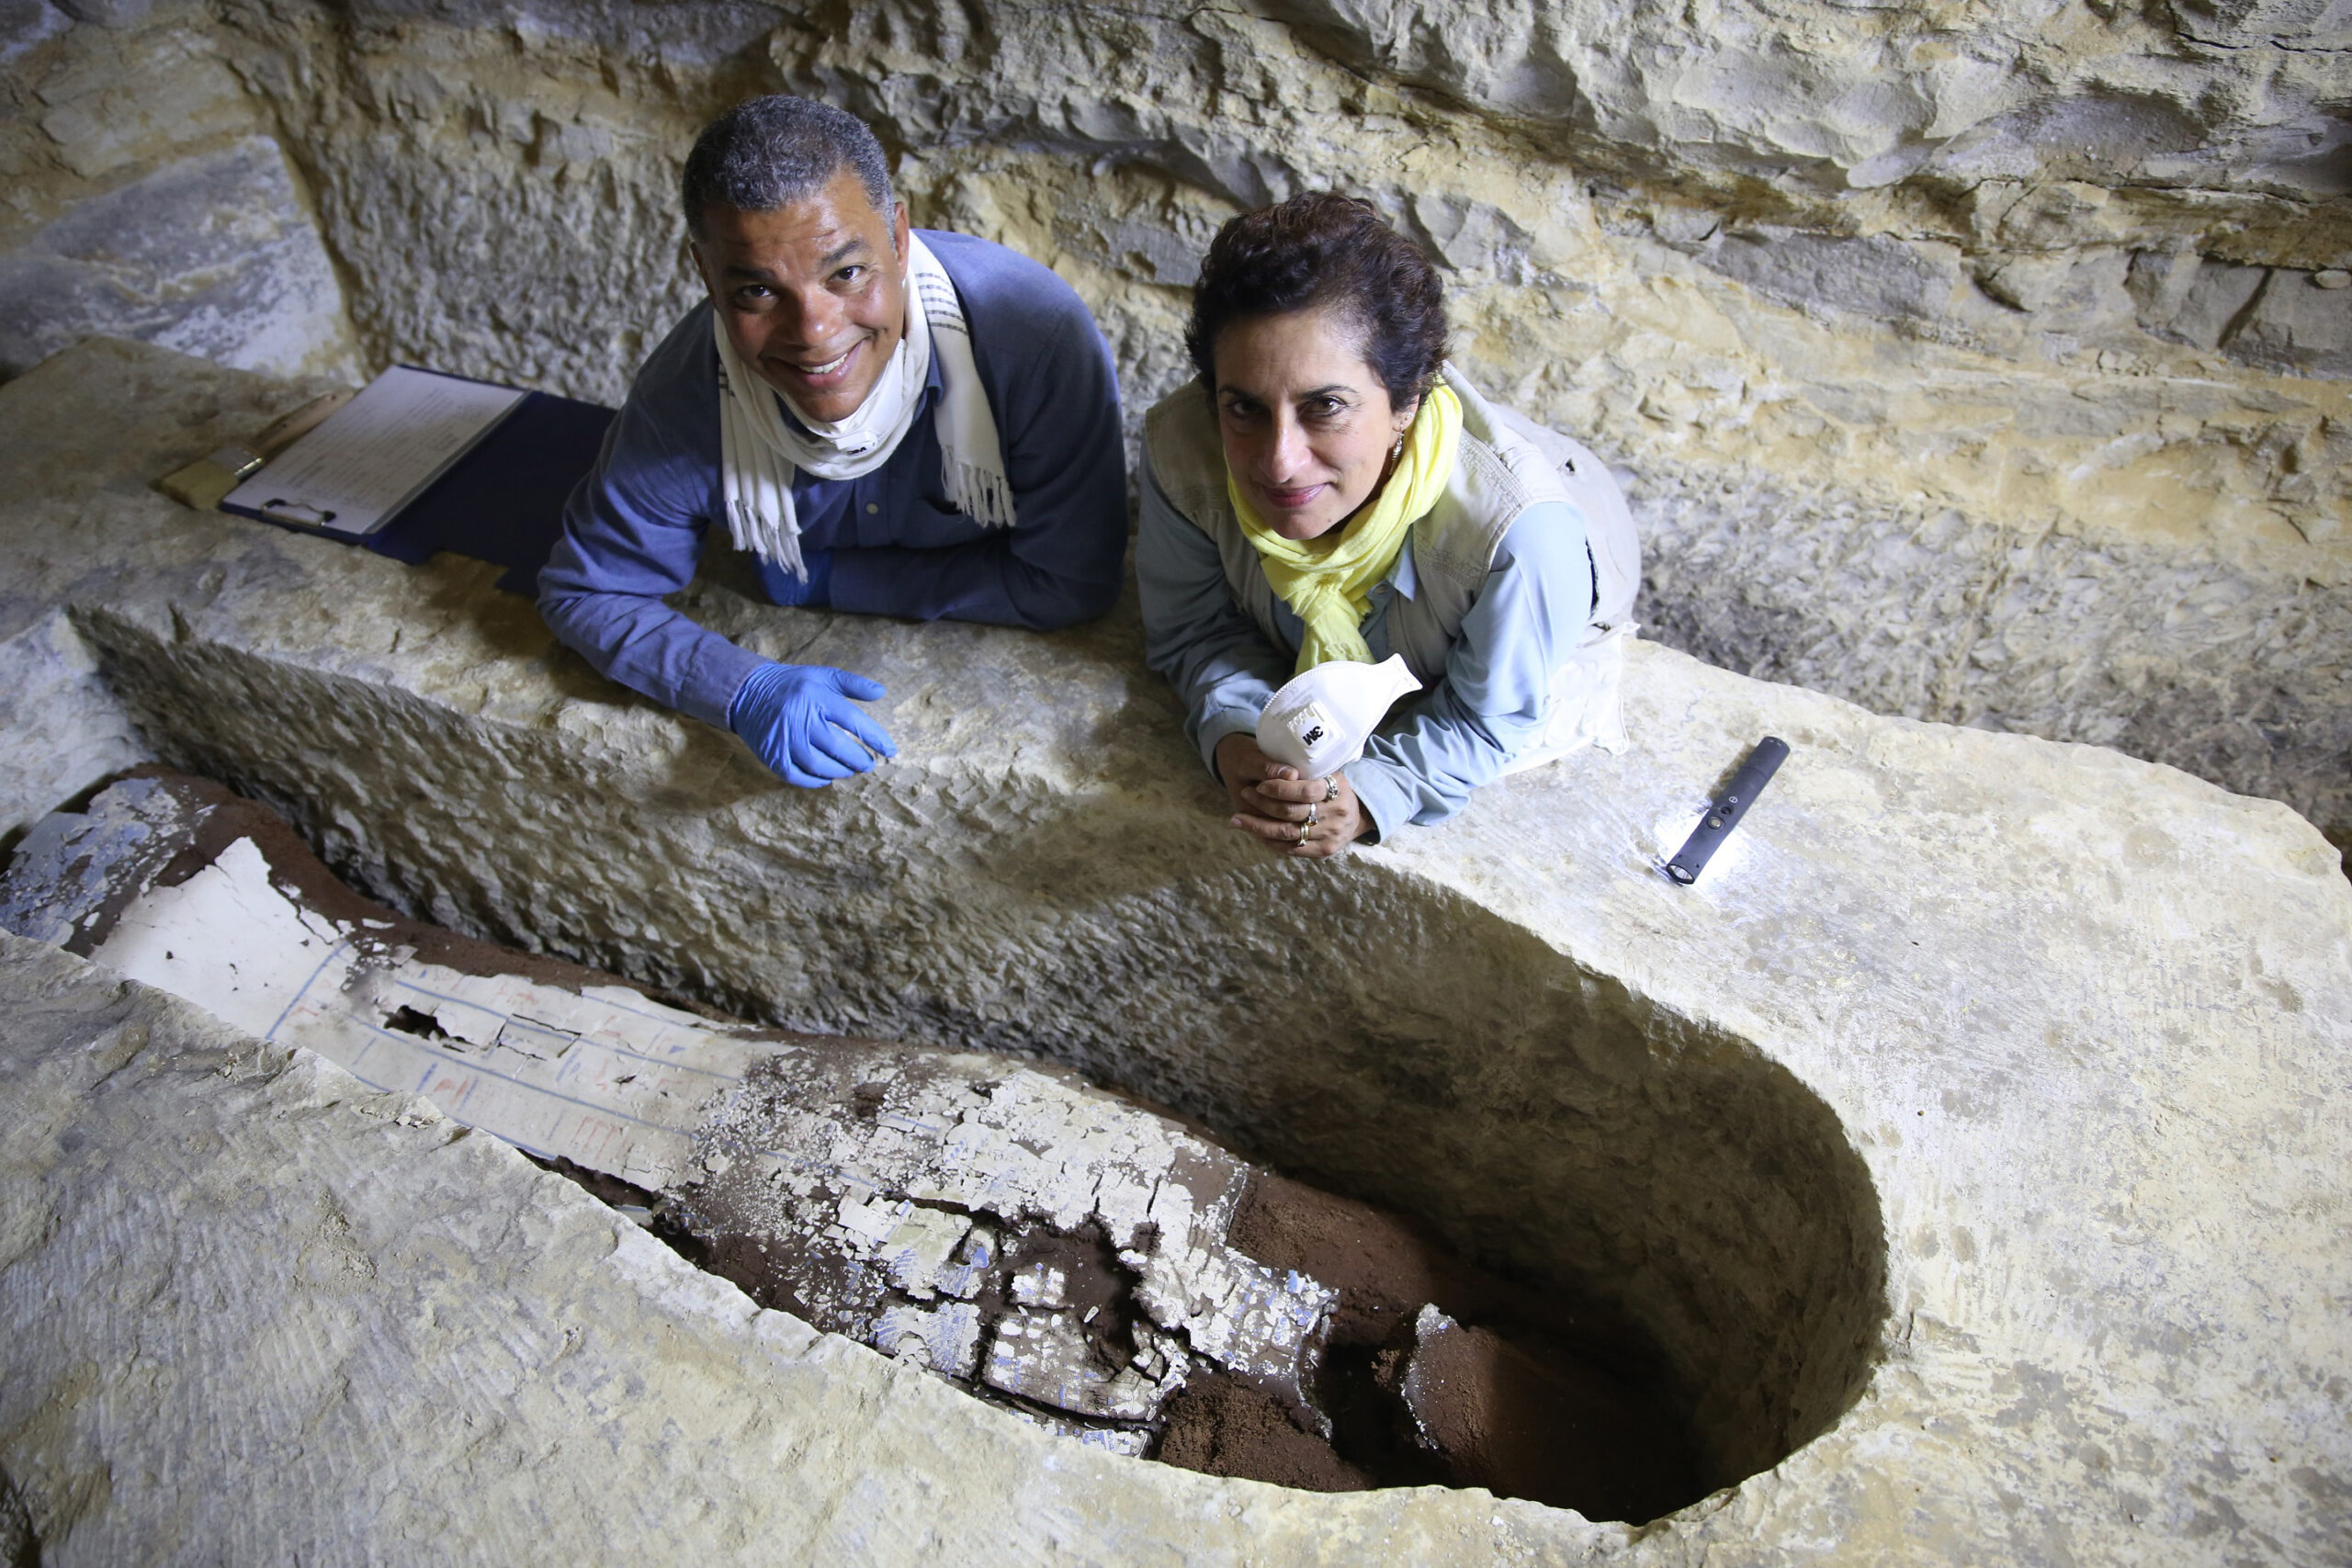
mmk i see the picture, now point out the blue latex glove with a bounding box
[757,548,832,608]
[727,660,895,787]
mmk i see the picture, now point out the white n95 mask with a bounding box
[1255,654,1422,777]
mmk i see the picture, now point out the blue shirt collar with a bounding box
[1386,526,1421,599]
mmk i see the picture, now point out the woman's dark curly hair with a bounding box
[1184,192,1448,408]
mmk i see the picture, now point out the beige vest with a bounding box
[1143,365,1637,765]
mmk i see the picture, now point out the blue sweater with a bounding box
[538,230,1127,728]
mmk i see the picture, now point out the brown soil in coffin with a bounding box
[1228,1170,1652,1359]
[1154,1376,1370,1493]
[534,1156,660,1213]
[1393,1314,1702,1525]
[1227,1168,1704,1519]
[1229,1170,1524,1346]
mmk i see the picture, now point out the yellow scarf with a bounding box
[1228,385,1462,674]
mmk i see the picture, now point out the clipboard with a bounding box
[221,365,526,537]
[217,364,616,596]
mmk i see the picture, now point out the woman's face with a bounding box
[1212,307,1418,542]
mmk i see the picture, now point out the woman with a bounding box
[1136,193,1639,857]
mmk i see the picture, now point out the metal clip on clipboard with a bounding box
[257,500,338,528]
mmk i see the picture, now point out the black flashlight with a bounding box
[1665,738,1789,886]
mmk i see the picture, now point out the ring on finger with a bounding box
[1306,802,1319,828]
[1321,775,1340,803]
[1296,820,1310,844]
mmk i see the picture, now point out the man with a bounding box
[538,96,1126,786]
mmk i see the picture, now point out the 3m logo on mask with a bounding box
[1257,656,1422,777]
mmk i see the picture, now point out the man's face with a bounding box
[693,165,910,425]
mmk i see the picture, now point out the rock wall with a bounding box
[3,0,2346,840]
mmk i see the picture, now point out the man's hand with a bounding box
[1213,732,1367,859]
[729,661,895,787]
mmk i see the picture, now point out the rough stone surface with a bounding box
[0,133,361,380]
[2,338,2347,1562]
[0,607,145,849]
[0,0,68,62]
[0,0,2346,840]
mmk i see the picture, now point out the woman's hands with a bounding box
[1215,733,1368,859]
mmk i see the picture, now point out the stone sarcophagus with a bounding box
[0,339,2345,1564]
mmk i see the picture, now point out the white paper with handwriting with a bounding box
[221,365,524,536]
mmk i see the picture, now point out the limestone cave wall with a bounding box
[3,0,2346,841]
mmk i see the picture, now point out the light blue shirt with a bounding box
[1135,455,1595,841]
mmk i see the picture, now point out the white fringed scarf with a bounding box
[713,232,1013,580]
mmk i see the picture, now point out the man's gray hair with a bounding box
[682,96,895,237]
